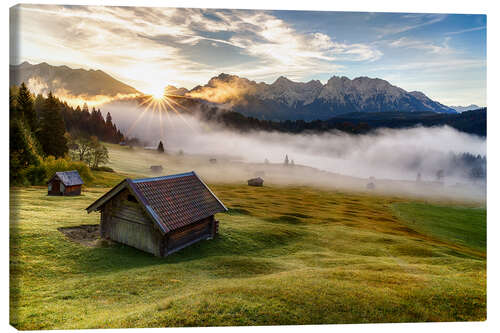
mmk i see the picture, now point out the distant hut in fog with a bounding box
[366,182,375,190]
[248,177,264,187]
[47,170,83,196]
[209,158,217,164]
[150,165,163,174]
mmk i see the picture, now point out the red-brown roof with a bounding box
[48,170,84,186]
[86,171,227,234]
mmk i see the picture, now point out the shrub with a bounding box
[24,165,48,186]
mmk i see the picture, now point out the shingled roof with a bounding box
[48,170,84,186]
[86,171,227,234]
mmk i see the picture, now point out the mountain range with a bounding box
[188,73,457,121]
[10,62,139,97]
[449,104,482,113]
[11,62,461,121]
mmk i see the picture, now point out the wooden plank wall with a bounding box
[64,185,81,196]
[166,216,212,252]
[102,189,162,256]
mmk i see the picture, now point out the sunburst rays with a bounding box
[124,87,195,140]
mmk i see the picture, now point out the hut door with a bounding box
[50,179,60,195]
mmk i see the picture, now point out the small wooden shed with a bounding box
[86,171,227,257]
[366,182,375,190]
[248,177,264,187]
[47,170,84,196]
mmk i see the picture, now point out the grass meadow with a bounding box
[9,146,486,329]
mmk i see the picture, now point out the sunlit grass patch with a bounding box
[392,202,486,252]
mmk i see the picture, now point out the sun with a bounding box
[149,86,166,100]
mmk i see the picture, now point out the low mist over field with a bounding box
[102,103,486,202]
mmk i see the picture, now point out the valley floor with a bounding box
[10,181,486,329]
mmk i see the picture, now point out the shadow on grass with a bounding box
[53,219,307,274]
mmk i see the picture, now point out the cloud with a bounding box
[13,5,382,92]
[446,26,486,35]
[388,37,453,54]
[374,14,447,37]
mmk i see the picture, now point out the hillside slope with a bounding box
[10,62,140,97]
[10,183,485,329]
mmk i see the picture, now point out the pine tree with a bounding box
[157,141,165,153]
[38,92,68,158]
[33,93,45,118]
[284,154,289,166]
[17,82,37,130]
[9,86,18,120]
[105,112,115,142]
[10,118,43,184]
[105,112,113,127]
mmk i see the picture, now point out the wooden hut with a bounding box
[248,177,264,187]
[86,171,227,257]
[47,170,84,196]
[150,165,163,173]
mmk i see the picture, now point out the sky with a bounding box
[10,5,486,106]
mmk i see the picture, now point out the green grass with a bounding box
[85,170,138,188]
[10,181,486,329]
[392,203,486,252]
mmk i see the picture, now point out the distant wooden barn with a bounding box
[248,177,264,187]
[150,165,163,173]
[86,171,227,257]
[47,170,84,196]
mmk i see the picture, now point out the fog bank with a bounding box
[102,103,486,202]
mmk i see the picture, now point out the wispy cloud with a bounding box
[446,26,486,35]
[374,14,447,38]
[388,36,454,55]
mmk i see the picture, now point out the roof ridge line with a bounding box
[132,171,195,183]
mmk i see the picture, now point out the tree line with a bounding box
[198,104,487,137]
[10,83,123,185]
